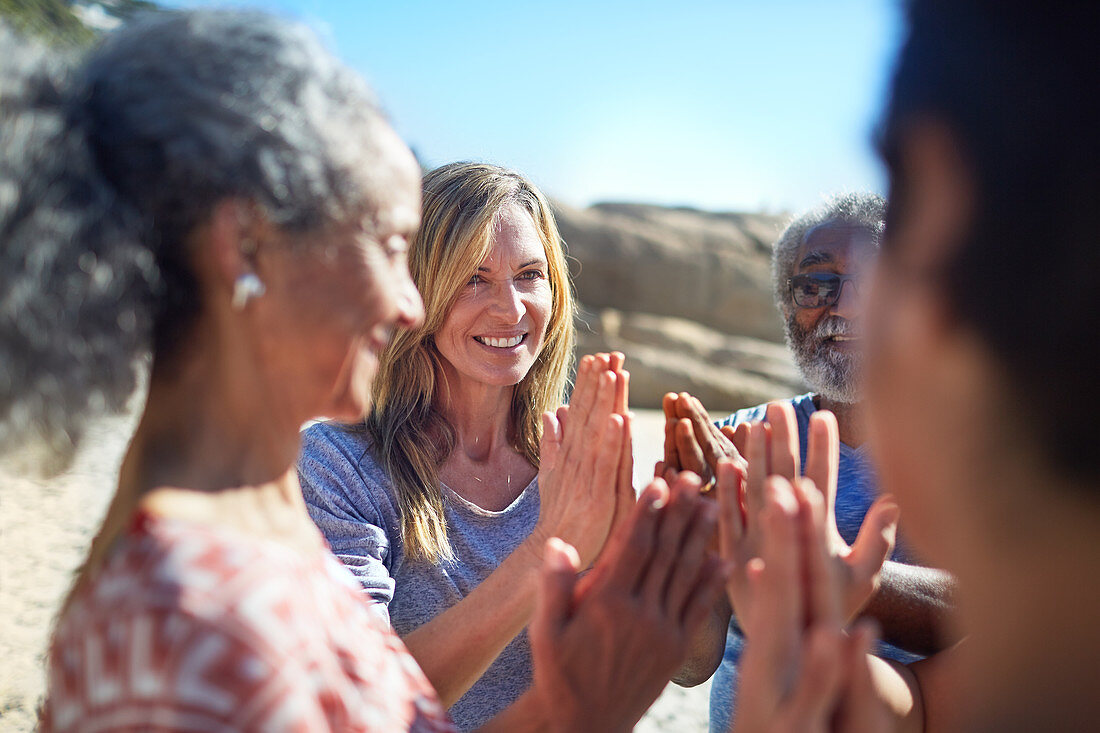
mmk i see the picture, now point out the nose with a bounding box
[394,269,425,330]
[830,277,862,320]
[488,280,524,323]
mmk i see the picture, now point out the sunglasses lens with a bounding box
[791,274,840,308]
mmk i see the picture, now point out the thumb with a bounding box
[534,537,581,639]
[848,496,900,583]
[538,410,563,475]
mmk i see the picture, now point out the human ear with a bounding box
[201,199,269,304]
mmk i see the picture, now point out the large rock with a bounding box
[555,201,802,409]
[576,308,805,412]
[554,202,788,343]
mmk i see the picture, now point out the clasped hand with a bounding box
[532,352,635,568]
[661,394,899,623]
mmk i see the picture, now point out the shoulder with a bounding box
[299,419,378,470]
[298,421,396,515]
[50,524,309,721]
[787,392,818,418]
[47,520,455,732]
[716,393,816,428]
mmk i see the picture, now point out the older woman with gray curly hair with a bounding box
[1,10,723,731]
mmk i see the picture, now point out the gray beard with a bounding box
[786,313,863,404]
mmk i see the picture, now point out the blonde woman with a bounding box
[299,162,634,730]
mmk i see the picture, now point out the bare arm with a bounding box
[861,561,957,656]
[409,354,632,706]
[403,538,544,706]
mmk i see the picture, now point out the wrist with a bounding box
[518,527,551,567]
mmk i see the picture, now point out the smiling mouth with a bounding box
[474,334,527,349]
[826,335,860,342]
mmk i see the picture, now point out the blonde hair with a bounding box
[366,162,576,563]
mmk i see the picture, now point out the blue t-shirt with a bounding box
[298,421,539,732]
[708,393,921,733]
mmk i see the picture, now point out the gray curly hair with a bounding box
[771,192,887,319]
[0,10,392,467]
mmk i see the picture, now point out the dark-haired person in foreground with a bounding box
[727,0,1100,730]
[1,12,723,731]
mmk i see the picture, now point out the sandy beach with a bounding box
[0,408,713,732]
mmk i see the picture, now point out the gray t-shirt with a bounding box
[708,393,922,733]
[297,421,539,732]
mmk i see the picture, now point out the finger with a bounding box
[608,479,668,592]
[848,495,900,589]
[675,418,708,476]
[588,414,624,504]
[555,404,569,433]
[567,354,599,423]
[682,554,729,630]
[580,371,618,450]
[538,410,562,474]
[804,411,840,518]
[665,499,718,617]
[765,401,800,480]
[654,460,666,478]
[614,412,636,524]
[783,626,844,726]
[608,351,625,374]
[532,537,581,640]
[590,352,611,379]
[744,420,771,516]
[641,471,703,606]
[662,394,682,469]
[716,458,745,562]
[683,396,733,471]
[613,369,630,416]
[794,478,841,628]
[754,478,802,640]
[662,392,679,421]
[727,422,750,458]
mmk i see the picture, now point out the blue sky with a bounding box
[166,1,903,214]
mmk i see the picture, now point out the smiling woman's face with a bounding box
[433,205,553,392]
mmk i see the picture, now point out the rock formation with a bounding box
[554,202,806,411]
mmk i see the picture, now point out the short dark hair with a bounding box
[878,0,1099,481]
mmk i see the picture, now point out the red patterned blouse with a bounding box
[41,511,457,732]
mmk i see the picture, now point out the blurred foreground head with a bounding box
[0,10,418,466]
[869,0,1099,727]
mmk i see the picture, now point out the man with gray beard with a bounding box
[659,193,956,732]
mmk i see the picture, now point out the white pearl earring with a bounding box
[231,272,266,310]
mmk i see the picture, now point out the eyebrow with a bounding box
[477,258,547,272]
[799,251,834,267]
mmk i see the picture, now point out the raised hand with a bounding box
[730,476,890,733]
[533,353,630,568]
[529,473,726,733]
[658,392,746,485]
[716,402,898,624]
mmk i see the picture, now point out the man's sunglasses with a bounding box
[787,273,861,309]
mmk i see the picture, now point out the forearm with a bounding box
[860,561,957,655]
[403,537,543,707]
[672,597,730,687]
